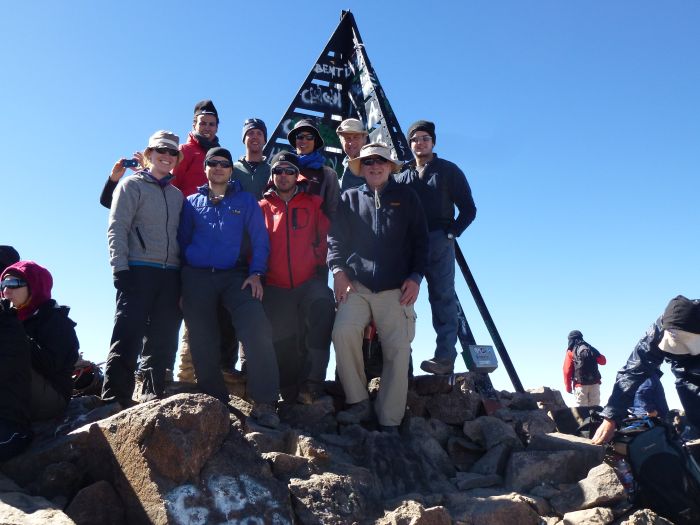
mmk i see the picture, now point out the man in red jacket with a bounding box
[259,151,335,404]
[562,330,607,406]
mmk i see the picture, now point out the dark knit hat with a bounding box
[662,295,700,333]
[0,246,20,273]
[287,119,324,151]
[270,151,300,171]
[194,100,219,122]
[407,120,436,144]
[205,147,233,165]
[242,118,267,143]
[568,330,583,339]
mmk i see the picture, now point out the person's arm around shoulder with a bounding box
[322,166,340,220]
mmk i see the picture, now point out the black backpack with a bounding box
[573,343,601,385]
[624,422,700,524]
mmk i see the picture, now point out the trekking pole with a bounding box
[454,243,524,393]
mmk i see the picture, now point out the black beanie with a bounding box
[0,246,20,273]
[242,118,267,143]
[407,120,436,144]
[205,147,233,165]
[194,100,219,122]
[270,151,300,170]
[662,295,700,334]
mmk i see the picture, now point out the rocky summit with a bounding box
[0,374,676,524]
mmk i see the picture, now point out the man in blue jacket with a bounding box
[395,120,476,376]
[329,143,428,433]
[592,295,700,444]
[178,147,280,428]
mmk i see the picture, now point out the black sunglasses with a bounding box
[154,147,179,156]
[295,133,315,142]
[205,160,232,168]
[1,277,27,290]
[361,157,389,166]
[272,166,298,175]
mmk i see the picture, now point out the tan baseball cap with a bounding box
[336,118,368,136]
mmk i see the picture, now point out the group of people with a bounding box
[98,99,477,432]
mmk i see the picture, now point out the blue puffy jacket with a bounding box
[178,181,269,275]
[602,317,700,429]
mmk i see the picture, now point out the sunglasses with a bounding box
[0,277,27,290]
[272,166,298,175]
[295,133,315,142]
[205,160,232,168]
[410,135,432,144]
[153,147,179,156]
[361,157,389,166]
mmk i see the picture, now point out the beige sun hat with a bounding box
[146,130,184,163]
[348,142,402,175]
[336,118,368,136]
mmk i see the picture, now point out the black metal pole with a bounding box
[454,243,525,393]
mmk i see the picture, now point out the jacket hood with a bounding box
[1,260,53,319]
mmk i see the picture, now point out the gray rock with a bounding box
[558,506,615,524]
[375,499,452,525]
[616,508,675,525]
[446,436,484,471]
[411,375,454,396]
[453,472,502,490]
[426,375,482,425]
[444,491,541,525]
[550,463,626,515]
[470,443,511,476]
[245,430,289,453]
[65,480,126,525]
[526,387,567,413]
[510,409,558,444]
[289,465,382,525]
[478,416,523,450]
[505,450,583,492]
[0,491,75,524]
[262,452,313,482]
[528,432,606,471]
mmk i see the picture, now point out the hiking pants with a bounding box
[102,267,181,404]
[333,283,416,426]
[426,230,458,363]
[181,266,279,405]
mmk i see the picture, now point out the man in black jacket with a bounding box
[329,143,428,433]
[395,120,477,375]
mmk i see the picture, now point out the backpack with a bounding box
[573,343,601,385]
[624,422,700,525]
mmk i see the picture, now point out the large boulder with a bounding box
[505,450,583,492]
[375,500,452,525]
[444,492,541,525]
[550,463,626,515]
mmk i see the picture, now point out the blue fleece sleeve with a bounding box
[243,193,270,275]
[601,318,666,424]
[177,198,195,265]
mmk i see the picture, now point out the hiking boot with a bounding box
[251,403,280,429]
[420,358,454,375]
[337,399,371,424]
[297,381,326,405]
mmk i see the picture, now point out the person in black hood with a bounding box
[0,260,79,460]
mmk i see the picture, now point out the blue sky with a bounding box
[2,2,698,410]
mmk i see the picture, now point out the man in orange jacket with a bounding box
[259,151,335,404]
[562,330,607,406]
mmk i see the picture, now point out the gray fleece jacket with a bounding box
[108,171,183,272]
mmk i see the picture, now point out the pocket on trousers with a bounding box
[403,305,417,342]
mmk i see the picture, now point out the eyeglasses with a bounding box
[205,160,232,168]
[295,133,315,142]
[272,166,298,175]
[0,277,27,290]
[410,135,432,144]
[154,147,179,156]
[361,157,389,166]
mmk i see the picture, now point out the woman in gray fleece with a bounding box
[102,130,184,408]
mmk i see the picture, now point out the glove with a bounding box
[113,270,133,293]
[0,298,16,317]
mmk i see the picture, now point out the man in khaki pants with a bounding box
[328,143,429,433]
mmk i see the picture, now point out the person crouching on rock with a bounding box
[178,147,281,428]
[0,261,79,461]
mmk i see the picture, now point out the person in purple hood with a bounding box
[0,260,79,460]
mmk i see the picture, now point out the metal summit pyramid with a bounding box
[263,10,412,176]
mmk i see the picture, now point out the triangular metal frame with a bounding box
[263,10,412,176]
